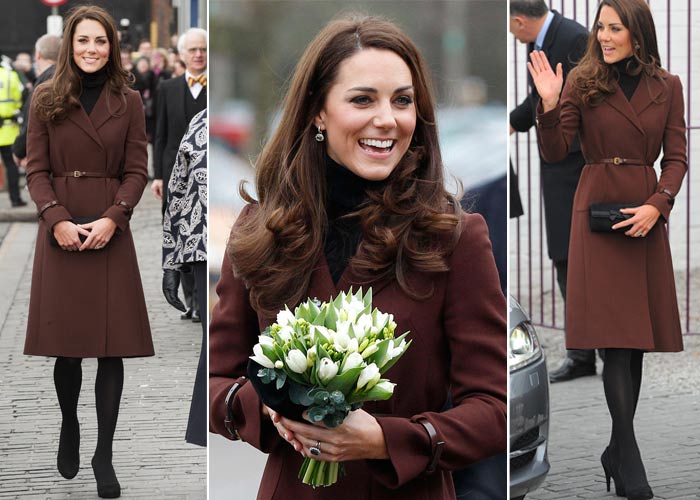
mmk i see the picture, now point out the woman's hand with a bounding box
[612,204,661,237]
[53,220,90,251]
[78,217,117,251]
[265,406,305,454]
[527,50,564,112]
[277,409,389,462]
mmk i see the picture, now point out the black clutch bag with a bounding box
[589,203,635,232]
[49,216,100,248]
[246,359,307,423]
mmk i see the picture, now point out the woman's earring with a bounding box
[315,126,325,142]
[635,43,641,51]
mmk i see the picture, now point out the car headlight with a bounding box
[509,321,542,372]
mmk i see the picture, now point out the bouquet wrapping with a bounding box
[248,288,411,487]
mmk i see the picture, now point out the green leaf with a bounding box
[288,380,314,406]
[275,371,287,390]
[325,302,338,330]
[363,287,373,308]
[378,338,412,374]
[308,406,327,423]
[312,305,327,326]
[326,366,363,393]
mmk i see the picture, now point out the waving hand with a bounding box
[527,50,564,113]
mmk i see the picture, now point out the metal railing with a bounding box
[510,0,700,334]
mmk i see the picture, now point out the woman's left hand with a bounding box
[278,409,389,462]
[612,204,661,237]
[78,217,117,251]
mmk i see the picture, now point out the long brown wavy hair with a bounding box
[569,0,665,107]
[229,14,463,316]
[34,5,134,123]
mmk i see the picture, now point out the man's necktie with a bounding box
[187,74,207,87]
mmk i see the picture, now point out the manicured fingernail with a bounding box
[284,433,288,440]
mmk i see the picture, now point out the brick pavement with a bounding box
[0,188,206,499]
[526,323,700,500]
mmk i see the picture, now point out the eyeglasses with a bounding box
[187,47,207,54]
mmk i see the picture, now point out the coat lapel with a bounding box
[91,87,126,132]
[66,86,125,150]
[307,253,393,304]
[604,80,645,135]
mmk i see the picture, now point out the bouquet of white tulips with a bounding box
[249,288,411,488]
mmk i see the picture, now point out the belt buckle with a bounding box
[73,170,82,178]
[612,157,623,165]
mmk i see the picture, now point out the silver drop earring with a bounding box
[315,126,325,142]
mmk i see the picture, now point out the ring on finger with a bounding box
[636,232,643,237]
[309,440,322,457]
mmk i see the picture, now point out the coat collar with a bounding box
[307,252,393,304]
[540,10,563,52]
[603,71,667,135]
[67,86,127,149]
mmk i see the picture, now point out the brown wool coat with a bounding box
[537,70,687,352]
[24,86,154,358]
[209,211,507,500]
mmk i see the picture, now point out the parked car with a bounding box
[509,296,550,500]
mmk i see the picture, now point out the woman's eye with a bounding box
[395,95,414,106]
[350,96,372,105]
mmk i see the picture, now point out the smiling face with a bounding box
[316,48,417,181]
[72,18,110,73]
[597,5,634,64]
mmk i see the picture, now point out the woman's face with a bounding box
[597,5,634,64]
[316,48,417,181]
[72,19,110,73]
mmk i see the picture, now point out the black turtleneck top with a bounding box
[78,66,108,116]
[323,155,384,283]
[612,56,641,101]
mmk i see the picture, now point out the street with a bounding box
[0,187,206,499]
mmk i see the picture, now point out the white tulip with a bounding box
[342,352,364,373]
[251,344,275,369]
[258,335,275,347]
[357,363,380,390]
[354,314,373,339]
[278,325,294,342]
[374,380,395,395]
[318,358,339,384]
[333,330,351,352]
[373,311,389,330]
[276,308,296,327]
[361,343,379,359]
[344,298,365,322]
[285,349,308,374]
[347,337,359,353]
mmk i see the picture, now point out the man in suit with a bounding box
[152,27,207,323]
[13,34,61,168]
[510,0,594,382]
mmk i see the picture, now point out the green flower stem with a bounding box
[299,458,342,487]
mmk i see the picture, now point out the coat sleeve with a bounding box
[101,91,149,232]
[209,213,283,452]
[644,74,687,221]
[25,90,72,230]
[510,94,534,132]
[535,78,582,164]
[368,214,507,488]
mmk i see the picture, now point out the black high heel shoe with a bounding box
[57,418,80,479]
[617,454,654,500]
[91,456,121,498]
[601,447,625,497]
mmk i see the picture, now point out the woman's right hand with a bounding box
[52,221,90,252]
[527,50,564,112]
[264,405,305,455]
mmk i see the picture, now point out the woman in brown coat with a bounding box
[528,1,686,498]
[24,6,153,498]
[209,15,507,500]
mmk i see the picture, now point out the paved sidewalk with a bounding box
[0,188,206,499]
[527,323,700,500]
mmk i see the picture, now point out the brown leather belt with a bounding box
[587,157,646,166]
[53,171,120,178]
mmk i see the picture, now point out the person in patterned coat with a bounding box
[162,108,207,446]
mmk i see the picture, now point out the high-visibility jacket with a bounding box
[0,66,23,146]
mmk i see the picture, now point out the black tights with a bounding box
[603,349,649,489]
[54,357,123,489]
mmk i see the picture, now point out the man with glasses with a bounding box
[153,27,207,323]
